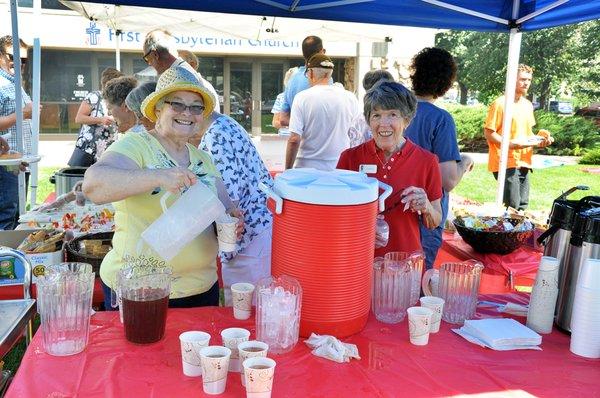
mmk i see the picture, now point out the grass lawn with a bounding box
[453,163,600,212]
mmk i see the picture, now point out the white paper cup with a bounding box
[221,327,251,372]
[232,283,255,320]
[419,296,445,333]
[217,216,239,252]
[577,259,600,290]
[238,341,269,387]
[199,345,231,394]
[243,357,276,398]
[407,306,433,345]
[179,331,211,377]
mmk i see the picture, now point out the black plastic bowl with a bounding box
[453,217,533,255]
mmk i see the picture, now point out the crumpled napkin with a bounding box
[497,302,529,317]
[478,300,529,317]
[304,333,361,363]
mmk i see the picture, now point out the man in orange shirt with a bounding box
[484,64,553,210]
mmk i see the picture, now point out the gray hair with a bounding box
[363,80,417,123]
[143,29,178,58]
[125,81,156,118]
[310,67,333,81]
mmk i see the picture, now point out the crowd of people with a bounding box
[0,30,554,309]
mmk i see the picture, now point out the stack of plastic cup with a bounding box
[570,258,600,359]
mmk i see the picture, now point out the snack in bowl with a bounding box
[17,229,65,253]
[453,216,534,254]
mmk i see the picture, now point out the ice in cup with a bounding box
[221,327,251,372]
[179,331,211,377]
[232,282,255,320]
[419,296,445,333]
[243,357,276,398]
[216,215,239,252]
[200,345,232,395]
[238,340,269,387]
[407,306,433,345]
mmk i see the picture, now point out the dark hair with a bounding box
[302,36,323,61]
[100,67,125,89]
[364,80,417,123]
[410,47,457,98]
[102,76,137,106]
[363,70,394,91]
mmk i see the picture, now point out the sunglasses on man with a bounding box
[142,49,154,64]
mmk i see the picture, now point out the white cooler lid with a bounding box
[273,168,379,205]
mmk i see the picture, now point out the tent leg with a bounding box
[495,27,522,209]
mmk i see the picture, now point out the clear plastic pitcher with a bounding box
[384,251,425,305]
[422,260,483,324]
[372,257,412,323]
[118,265,172,344]
[37,262,95,356]
[141,182,226,261]
[255,275,302,354]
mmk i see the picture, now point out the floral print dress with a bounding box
[74,91,116,160]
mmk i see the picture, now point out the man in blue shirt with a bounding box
[0,35,34,230]
[271,36,326,128]
[404,47,473,269]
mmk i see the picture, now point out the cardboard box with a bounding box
[0,229,64,285]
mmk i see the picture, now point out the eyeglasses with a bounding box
[304,68,312,77]
[164,100,205,115]
[7,54,27,64]
[142,49,154,64]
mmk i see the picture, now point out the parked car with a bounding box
[549,100,574,114]
[575,106,600,128]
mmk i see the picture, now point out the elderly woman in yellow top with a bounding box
[83,66,241,309]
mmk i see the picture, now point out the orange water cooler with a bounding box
[260,168,392,338]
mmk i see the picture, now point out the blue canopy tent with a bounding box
[8,0,600,210]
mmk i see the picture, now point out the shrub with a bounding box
[579,147,600,165]
[441,104,600,156]
[534,111,600,156]
[444,104,488,152]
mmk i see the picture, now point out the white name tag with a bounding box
[359,164,377,174]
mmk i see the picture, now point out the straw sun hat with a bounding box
[141,66,215,122]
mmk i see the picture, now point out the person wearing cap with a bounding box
[337,81,442,257]
[272,36,330,130]
[189,102,274,307]
[286,53,360,171]
[83,66,242,309]
[125,81,157,133]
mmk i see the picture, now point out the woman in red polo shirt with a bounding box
[337,80,442,257]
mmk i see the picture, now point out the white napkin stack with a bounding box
[453,318,542,350]
[304,333,361,363]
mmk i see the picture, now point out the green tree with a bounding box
[436,21,599,108]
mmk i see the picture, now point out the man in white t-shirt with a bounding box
[286,54,360,171]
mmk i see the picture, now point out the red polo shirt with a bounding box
[337,139,442,257]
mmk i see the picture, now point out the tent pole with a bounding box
[9,0,26,216]
[495,1,522,209]
[116,30,121,70]
[30,0,42,208]
[29,39,41,209]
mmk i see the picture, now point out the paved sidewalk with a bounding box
[36,136,579,171]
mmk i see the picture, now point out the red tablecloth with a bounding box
[440,232,542,294]
[6,294,599,398]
